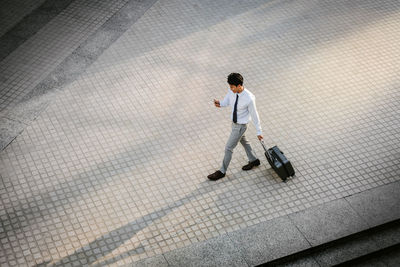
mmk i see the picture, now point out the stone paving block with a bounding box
[0,0,47,37]
[11,10,59,39]
[288,199,369,246]
[75,29,121,61]
[382,247,400,266]
[0,0,131,114]
[163,234,248,267]
[0,117,26,150]
[312,234,380,266]
[5,85,58,124]
[370,222,400,249]
[130,254,169,267]
[228,216,311,266]
[274,257,320,267]
[351,258,389,267]
[0,34,25,60]
[1,0,400,266]
[346,181,400,227]
[349,246,400,267]
[0,0,75,61]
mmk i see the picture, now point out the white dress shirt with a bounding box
[220,88,262,135]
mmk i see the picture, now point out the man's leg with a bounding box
[240,131,258,162]
[220,123,247,174]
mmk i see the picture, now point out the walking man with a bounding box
[208,73,263,181]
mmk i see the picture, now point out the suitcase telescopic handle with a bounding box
[260,139,268,152]
[260,139,273,162]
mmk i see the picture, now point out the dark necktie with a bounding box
[233,94,238,123]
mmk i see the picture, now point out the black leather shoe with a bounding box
[242,159,260,171]
[207,170,225,181]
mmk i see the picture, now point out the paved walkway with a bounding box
[1,0,399,266]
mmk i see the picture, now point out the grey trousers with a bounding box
[220,123,258,174]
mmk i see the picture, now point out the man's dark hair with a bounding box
[227,73,243,86]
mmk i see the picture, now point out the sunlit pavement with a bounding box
[1,0,399,266]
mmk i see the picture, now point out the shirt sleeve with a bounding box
[248,96,262,135]
[219,92,230,107]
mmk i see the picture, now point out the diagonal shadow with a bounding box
[87,166,280,266]
[43,180,225,266]
[2,0,400,265]
[0,60,223,234]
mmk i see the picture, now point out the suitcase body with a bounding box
[260,141,295,181]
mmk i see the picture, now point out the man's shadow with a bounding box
[86,166,285,266]
[41,179,228,266]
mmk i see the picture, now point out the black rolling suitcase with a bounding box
[260,140,295,181]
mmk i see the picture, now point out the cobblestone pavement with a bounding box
[1,0,400,266]
[0,0,47,37]
[0,0,129,113]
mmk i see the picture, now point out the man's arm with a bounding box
[248,97,263,138]
[219,92,230,107]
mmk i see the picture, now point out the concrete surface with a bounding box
[288,199,369,246]
[346,181,400,227]
[228,216,311,266]
[0,0,399,266]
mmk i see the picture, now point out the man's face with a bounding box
[229,84,242,93]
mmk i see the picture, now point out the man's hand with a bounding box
[257,135,263,141]
[214,99,221,108]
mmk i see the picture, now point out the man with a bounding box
[208,73,263,181]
